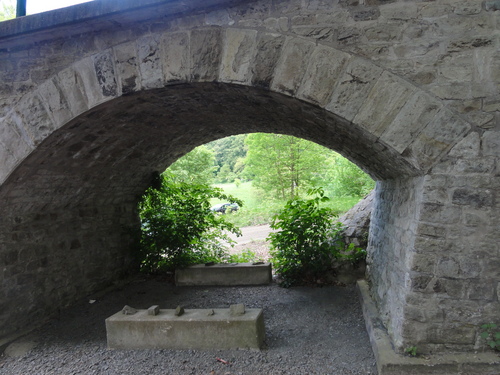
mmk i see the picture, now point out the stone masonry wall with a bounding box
[367,177,424,351]
[0,0,498,353]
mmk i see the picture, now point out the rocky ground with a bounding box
[0,276,377,374]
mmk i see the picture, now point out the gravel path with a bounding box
[0,278,377,374]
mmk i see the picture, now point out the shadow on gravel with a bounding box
[0,278,377,374]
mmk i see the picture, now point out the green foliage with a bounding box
[0,0,15,21]
[326,154,375,197]
[206,135,248,183]
[244,133,333,200]
[224,249,258,263]
[166,145,216,185]
[480,324,500,351]
[404,346,418,357]
[138,172,242,273]
[268,188,360,287]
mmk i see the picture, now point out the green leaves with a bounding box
[268,188,362,287]
[480,323,500,351]
[138,174,242,273]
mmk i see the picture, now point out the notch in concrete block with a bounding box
[207,309,215,316]
[175,305,185,316]
[148,305,160,316]
[230,303,245,316]
[122,305,137,315]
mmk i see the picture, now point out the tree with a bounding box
[206,134,247,182]
[243,133,331,200]
[138,172,242,273]
[0,0,15,21]
[325,153,375,197]
[165,145,216,185]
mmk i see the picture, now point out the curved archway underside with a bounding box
[0,83,419,214]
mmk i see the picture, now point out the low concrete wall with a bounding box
[106,307,265,350]
[175,262,272,286]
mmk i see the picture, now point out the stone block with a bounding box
[106,307,265,350]
[190,28,223,82]
[15,93,55,146]
[92,51,118,98]
[405,108,470,170]
[175,263,272,286]
[482,130,500,156]
[137,35,163,89]
[251,33,286,89]
[162,32,190,84]
[452,188,493,209]
[73,57,105,108]
[353,71,415,137]
[148,305,159,316]
[380,2,417,20]
[56,66,90,116]
[220,28,257,84]
[37,78,73,128]
[113,42,141,94]
[380,89,441,154]
[326,57,382,121]
[296,45,351,107]
[271,37,315,96]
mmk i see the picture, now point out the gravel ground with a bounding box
[0,277,377,375]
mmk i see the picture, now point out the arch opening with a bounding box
[0,83,421,348]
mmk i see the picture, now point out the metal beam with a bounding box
[16,0,26,17]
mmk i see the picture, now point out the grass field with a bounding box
[212,181,364,227]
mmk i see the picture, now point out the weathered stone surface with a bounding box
[271,37,315,96]
[338,190,374,248]
[0,0,499,360]
[380,91,441,154]
[162,32,190,84]
[296,45,351,107]
[137,35,164,89]
[220,28,257,83]
[190,28,223,82]
[113,42,140,95]
[92,51,118,98]
[326,57,383,121]
[354,71,415,137]
[251,33,286,89]
[405,109,471,170]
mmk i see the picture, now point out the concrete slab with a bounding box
[175,262,272,286]
[357,280,500,375]
[106,307,265,350]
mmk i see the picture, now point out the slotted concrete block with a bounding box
[175,262,272,286]
[106,307,265,350]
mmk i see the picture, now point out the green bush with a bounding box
[138,172,241,273]
[268,188,365,287]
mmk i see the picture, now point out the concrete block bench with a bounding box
[106,305,265,350]
[175,262,272,286]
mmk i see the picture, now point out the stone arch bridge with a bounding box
[0,0,499,362]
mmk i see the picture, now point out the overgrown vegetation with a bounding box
[268,188,366,287]
[137,134,372,275]
[137,172,241,273]
[480,323,500,351]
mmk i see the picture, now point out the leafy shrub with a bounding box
[224,249,258,263]
[138,172,241,273]
[268,188,365,287]
[480,323,500,351]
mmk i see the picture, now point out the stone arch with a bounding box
[1,23,491,356]
[1,27,471,184]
